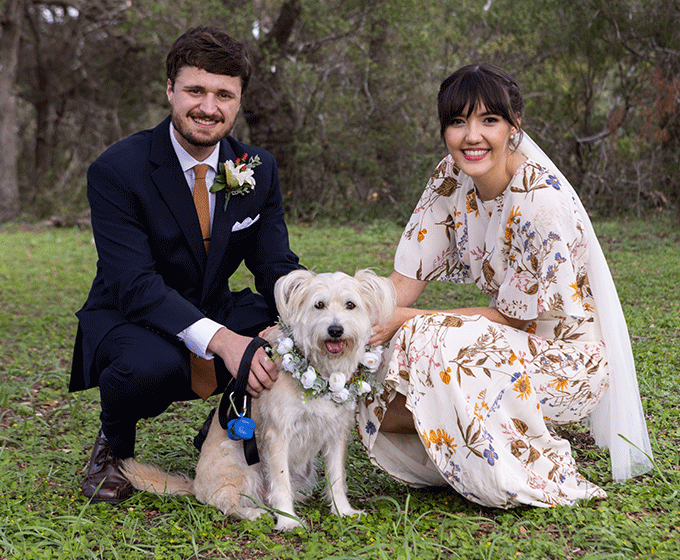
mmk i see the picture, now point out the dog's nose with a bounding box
[327,325,344,339]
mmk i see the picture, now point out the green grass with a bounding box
[1,216,679,559]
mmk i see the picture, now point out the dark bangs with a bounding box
[437,64,523,138]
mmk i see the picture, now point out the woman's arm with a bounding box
[370,271,527,346]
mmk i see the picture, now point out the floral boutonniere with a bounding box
[210,153,262,211]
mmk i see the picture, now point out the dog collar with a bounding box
[270,319,383,404]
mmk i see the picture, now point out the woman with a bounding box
[358,64,653,508]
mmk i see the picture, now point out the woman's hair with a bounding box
[437,64,524,142]
[166,27,252,93]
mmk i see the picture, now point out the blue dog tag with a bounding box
[228,416,256,441]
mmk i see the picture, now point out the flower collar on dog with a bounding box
[270,320,383,404]
[210,153,262,211]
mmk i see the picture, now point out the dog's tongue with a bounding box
[326,341,344,354]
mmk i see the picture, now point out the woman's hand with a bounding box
[369,272,427,346]
[370,306,421,346]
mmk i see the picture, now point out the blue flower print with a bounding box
[484,445,499,466]
[365,420,377,435]
[554,252,566,263]
[546,175,561,190]
[544,264,555,281]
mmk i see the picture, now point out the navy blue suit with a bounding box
[70,116,301,456]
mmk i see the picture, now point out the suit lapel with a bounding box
[149,117,206,273]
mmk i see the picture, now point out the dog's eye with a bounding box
[346,301,356,310]
[314,301,325,310]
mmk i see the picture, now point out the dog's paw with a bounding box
[334,505,365,519]
[274,514,306,532]
[236,506,268,521]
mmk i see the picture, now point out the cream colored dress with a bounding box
[357,157,609,508]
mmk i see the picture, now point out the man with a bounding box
[70,27,301,504]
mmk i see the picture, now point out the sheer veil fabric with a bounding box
[517,134,653,481]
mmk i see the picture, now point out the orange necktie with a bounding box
[190,163,218,400]
[193,164,211,253]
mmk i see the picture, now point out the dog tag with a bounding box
[228,416,256,440]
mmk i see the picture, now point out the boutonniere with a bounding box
[210,153,262,211]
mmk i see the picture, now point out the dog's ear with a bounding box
[274,269,316,320]
[354,269,396,324]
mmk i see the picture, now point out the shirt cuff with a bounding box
[177,318,224,359]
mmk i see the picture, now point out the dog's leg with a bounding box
[263,428,305,531]
[323,428,363,518]
[194,414,268,521]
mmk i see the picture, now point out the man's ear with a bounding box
[166,79,174,103]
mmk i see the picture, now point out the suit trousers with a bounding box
[94,296,274,458]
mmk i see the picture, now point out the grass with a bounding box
[1,215,679,559]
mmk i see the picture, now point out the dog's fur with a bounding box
[121,269,395,531]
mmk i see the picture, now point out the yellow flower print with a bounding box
[513,373,532,400]
[427,428,457,451]
[505,206,521,243]
[474,398,489,421]
[417,228,427,242]
[570,282,583,304]
[509,205,522,220]
[509,352,525,366]
[440,366,452,384]
[550,377,569,392]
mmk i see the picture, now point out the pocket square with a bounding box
[232,214,260,232]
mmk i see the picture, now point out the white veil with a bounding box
[517,133,653,481]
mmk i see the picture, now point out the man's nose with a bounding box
[199,93,219,115]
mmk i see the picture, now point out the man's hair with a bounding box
[166,27,252,92]
[437,63,524,141]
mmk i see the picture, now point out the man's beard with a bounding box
[171,110,230,148]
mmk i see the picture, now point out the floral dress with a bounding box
[357,156,609,508]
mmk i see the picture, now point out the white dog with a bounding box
[122,269,395,531]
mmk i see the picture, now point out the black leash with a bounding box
[217,336,270,466]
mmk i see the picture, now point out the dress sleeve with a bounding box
[394,156,472,283]
[493,168,591,321]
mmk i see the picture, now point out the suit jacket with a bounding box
[70,116,301,391]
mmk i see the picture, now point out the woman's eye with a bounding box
[314,301,325,310]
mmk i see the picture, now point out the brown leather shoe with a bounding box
[81,428,134,504]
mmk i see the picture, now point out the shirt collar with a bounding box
[169,121,220,173]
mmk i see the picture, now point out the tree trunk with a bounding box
[0,0,23,222]
[241,0,301,192]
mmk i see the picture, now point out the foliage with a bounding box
[2,0,678,223]
[1,217,680,558]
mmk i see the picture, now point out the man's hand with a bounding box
[207,327,278,397]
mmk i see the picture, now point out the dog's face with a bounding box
[274,269,396,376]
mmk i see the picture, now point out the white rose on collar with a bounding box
[300,366,317,389]
[328,372,347,393]
[277,337,294,355]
